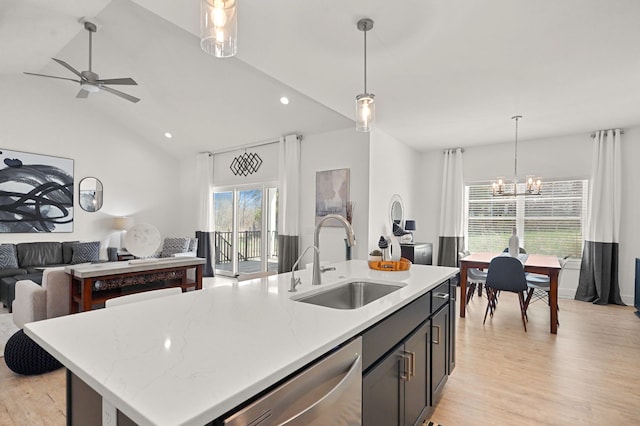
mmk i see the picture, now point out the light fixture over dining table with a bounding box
[492,115,542,197]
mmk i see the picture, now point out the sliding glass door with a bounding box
[213,184,278,278]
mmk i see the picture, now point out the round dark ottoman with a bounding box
[4,329,62,375]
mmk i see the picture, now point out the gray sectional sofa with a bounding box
[0,241,117,312]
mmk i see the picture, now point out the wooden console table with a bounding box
[66,257,205,312]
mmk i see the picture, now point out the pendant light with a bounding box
[200,0,237,58]
[492,115,542,196]
[356,18,375,132]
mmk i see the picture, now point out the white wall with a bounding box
[299,128,370,267]
[368,129,421,253]
[418,130,637,303]
[0,76,182,250]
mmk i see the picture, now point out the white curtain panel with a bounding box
[437,148,465,267]
[277,134,301,272]
[585,129,621,243]
[195,153,215,276]
[576,129,624,305]
[439,148,464,236]
[278,135,300,235]
[196,153,215,232]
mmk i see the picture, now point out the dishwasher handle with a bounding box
[282,353,362,425]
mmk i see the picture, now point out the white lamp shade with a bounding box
[113,216,133,231]
[201,0,237,58]
[356,93,375,132]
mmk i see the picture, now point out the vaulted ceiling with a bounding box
[3,0,640,158]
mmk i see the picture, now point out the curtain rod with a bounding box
[443,147,465,153]
[590,129,625,138]
[207,139,279,156]
[204,134,303,156]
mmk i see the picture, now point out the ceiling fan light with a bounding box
[80,83,99,93]
[201,0,237,58]
[356,93,375,132]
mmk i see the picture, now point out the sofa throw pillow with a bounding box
[62,241,79,264]
[160,238,190,258]
[71,242,101,264]
[0,244,18,269]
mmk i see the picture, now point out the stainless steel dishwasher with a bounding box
[221,337,362,425]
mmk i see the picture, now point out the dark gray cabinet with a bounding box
[362,343,404,425]
[448,275,458,374]
[400,243,433,265]
[362,321,430,426]
[362,278,455,425]
[430,305,449,404]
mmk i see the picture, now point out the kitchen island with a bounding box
[25,260,458,425]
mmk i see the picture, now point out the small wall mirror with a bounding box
[389,194,404,229]
[78,177,103,212]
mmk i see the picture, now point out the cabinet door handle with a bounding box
[432,325,441,345]
[407,350,416,378]
[400,352,412,382]
[434,293,449,300]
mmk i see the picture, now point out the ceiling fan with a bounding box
[24,21,140,103]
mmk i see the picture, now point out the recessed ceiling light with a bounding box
[164,132,173,139]
[280,96,289,105]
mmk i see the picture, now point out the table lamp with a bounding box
[113,216,134,249]
[404,220,416,243]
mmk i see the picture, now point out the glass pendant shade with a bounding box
[356,93,375,132]
[201,0,237,58]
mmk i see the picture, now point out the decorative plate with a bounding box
[124,223,162,258]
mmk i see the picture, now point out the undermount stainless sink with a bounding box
[293,280,405,310]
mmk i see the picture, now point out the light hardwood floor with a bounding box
[1,292,638,425]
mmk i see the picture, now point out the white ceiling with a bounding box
[3,0,640,158]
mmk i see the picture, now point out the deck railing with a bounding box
[215,231,278,264]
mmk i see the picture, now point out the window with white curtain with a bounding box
[465,179,588,258]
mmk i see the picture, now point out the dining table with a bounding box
[459,252,562,334]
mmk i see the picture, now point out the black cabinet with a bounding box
[400,243,433,265]
[430,306,449,404]
[448,275,458,374]
[362,277,456,425]
[362,321,430,426]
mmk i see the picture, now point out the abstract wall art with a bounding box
[0,149,74,233]
[315,168,350,226]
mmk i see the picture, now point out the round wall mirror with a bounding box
[389,194,404,228]
[78,177,103,212]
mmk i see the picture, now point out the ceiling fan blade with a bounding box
[76,90,90,99]
[96,78,137,86]
[52,58,85,80]
[100,85,140,103]
[23,72,81,83]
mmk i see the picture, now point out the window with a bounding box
[465,179,588,258]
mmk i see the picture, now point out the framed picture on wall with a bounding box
[315,168,350,226]
[0,149,74,233]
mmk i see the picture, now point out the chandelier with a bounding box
[492,115,542,196]
[355,18,375,132]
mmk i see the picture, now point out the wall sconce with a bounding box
[200,0,237,58]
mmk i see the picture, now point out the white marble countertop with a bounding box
[65,257,206,278]
[26,260,458,426]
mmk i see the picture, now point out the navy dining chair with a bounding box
[483,256,529,332]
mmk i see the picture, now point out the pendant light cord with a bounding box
[512,115,521,180]
[363,26,367,93]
